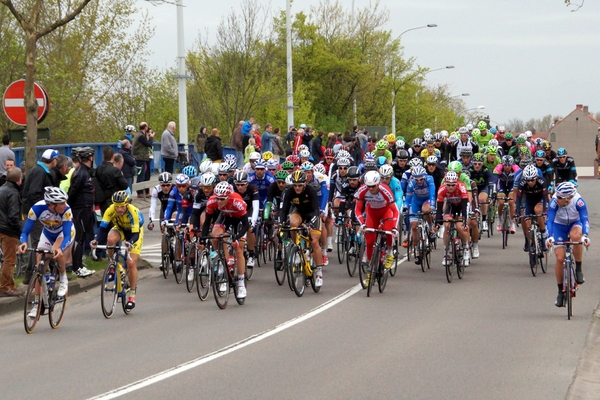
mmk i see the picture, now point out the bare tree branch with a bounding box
[36,0,93,39]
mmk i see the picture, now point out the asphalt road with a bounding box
[1,180,599,400]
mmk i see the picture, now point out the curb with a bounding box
[567,302,600,398]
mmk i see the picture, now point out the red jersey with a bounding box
[205,192,247,218]
[354,184,397,225]
[436,182,468,205]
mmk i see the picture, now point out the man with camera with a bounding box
[133,122,154,198]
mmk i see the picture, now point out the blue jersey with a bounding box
[546,193,589,238]
[249,171,276,207]
[512,166,543,189]
[405,175,436,210]
[21,200,74,251]
[388,176,404,210]
[164,187,193,224]
[400,170,412,196]
[306,172,330,212]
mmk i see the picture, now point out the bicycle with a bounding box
[344,218,363,277]
[172,226,186,284]
[282,225,320,297]
[363,226,394,297]
[203,233,245,309]
[409,212,433,273]
[184,229,200,292]
[160,220,176,279]
[335,214,349,264]
[523,213,547,276]
[0,247,28,279]
[554,239,585,320]
[498,197,513,249]
[96,244,132,318]
[439,218,466,283]
[23,249,67,334]
[273,225,291,286]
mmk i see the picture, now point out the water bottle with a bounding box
[45,273,55,291]
[304,248,310,261]
[119,264,126,284]
[210,250,218,262]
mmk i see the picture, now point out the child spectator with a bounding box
[245,138,256,163]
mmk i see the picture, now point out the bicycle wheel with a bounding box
[254,224,263,268]
[537,232,547,274]
[48,265,67,329]
[173,236,184,284]
[212,256,229,309]
[244,248,254,281]
[274,242,287,286]
[566,263,573,319]
[337,225,346,264]
[120,271,131,315]
[405,228,411,261]
[423,237,431,271]
[346,235,358,277]
[185,245,195,292]
[367,245,379,297]
[456,240,464,279]
[378,255,388,293]
[289,246,306,297]
[390,233,400,277]
[357,241,370,289]
[196,250,210,301]
[161,234,170,279]
[419,226,427,273]
[100,262,118,318]
[529,229,538,277]
[267,239,275,262]
[445,238,455,283]
[24,274,41,334]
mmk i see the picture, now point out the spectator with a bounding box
[284,126,297,156]
[0,167,23,297]
[161,121,178,173]
[51,154,69,189]
[352,125,359,138]
[119,137,136,193]
[231,121,244,168]
[272,127,285,162]
[67,146,96,276]
[302,129,313,148]
[95,147,128,214]
[367,137,376,152]
[133,122,154,198]
[21,149,59,284]
[245,138,256,163]
[349,137,363,165]
[59,157,74,193]
[0,134,15,174]
[242,118,255,150]
[252,125,262,151]
[311,130,325,164]
[195,126,208,163]
[205,128,223,162]
[357,128,368,151]
[326,133,336,149]
[0,158,15,187]
[293,128,305,154]
[261,124,277,154]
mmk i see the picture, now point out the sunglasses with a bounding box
[348,178,359,181]
[446,183,456,187]
[558,156,567,159]
[161,183,171,187]
[339,167,348,170]
[427,163,437,166]
[473,162,483,166]
[176,184,188,188]
[293,184,304,188]
[235,183,247,186]
[367,185,378,188]
[218,173,228,176]
[556,195,571,200]
[216,197,228,201]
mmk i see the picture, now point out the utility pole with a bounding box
[286,0,294,129]
[175,0,191,151]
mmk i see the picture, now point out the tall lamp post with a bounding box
[391,24,437,135]
[453,105,485,125]
[415,65,454,130]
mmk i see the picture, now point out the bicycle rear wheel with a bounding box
[357,241,370,289]
[120,272,131,315]
[48,267,67,329]
[161,234,170,279]
[346,235,358,277]
[529,230,538,277]
[24,275,41,334]
[173,236,184,284]
[212,257,229,309]
[367,244,379,297]
[289,246,306,297]
[456,240,464,279]
[196,250,210,301]
[378,260,388,293]
[445,238,455,283]
[566,263,573,319]
[274,241,287,286]
[337,225,347,264]
[101,262,118,318]
[185,246,196,292]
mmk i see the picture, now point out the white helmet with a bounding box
[285,174,293,187]
[423,128,432,136]
[44,187,68,204]
[408,158,423,168]
[396,139,405,149]
[199,172,217,186]
[363,170,380,186]
[411,166,426,177]
[299,149,311,158]
[210,162,221,175]
[523,164,538,180]
[313,163,326,175]
[440,130,448,138]
[488,139,499,147]
[379,164,393,178]
[555,181,577,198]
[518,133,527,140]
[199,160,212,174]
[458,127,469,135]
[426,155,438,165]
[423,133,433,142]
[525,130,533,138]
[297,144,309,153]
[249,152,261,161]
[466,124,473,131]
[175,174,190,185]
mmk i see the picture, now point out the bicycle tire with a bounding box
[185,245,195,292]
[244,248,254,281]
[423,236,431,271]
[173,235,184,284]
[405,228,411,261]
[212,257,229,309]
[24,274,41,334]
[529,229,538,277]
[289,246,306,297]
[267,239,274,262]
[48,266,67,329]
[445,237,454,283]
[389,235,399,277]
[337,225,346,264]
[566,262,573,319]
[346,235,358,277]
[101,262,118,318]
[537,232,547,273]
[284,241,294,292]
[419,226,427,273]
[261,227,269,265]
[367,244,380,297]
[161,234,170,279]
[196,250,210,301]
[254,224,263,268]
[378,255,388,293]
[540,251,547,274]
[120,271,131,315]
[357,241,369,289]
[274,243,287,286]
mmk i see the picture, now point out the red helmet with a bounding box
[286,154,300,165]
[324,149,335,157]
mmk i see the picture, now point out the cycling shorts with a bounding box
[289,205,322,234]
[552,221,582,247]
[409,197,429,222]
[443,203,463,220]
[109,227,144,255]
[38,226,76,252]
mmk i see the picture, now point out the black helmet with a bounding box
[78,146,94,160]
[291,170,306,183]
[363,161,378,172]
[347,166,361,178]
[397,149,409,160]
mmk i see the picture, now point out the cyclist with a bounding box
[545,182,590,307]
[534,150,554,193]
[405,166,436,265]
[200,182,250,298]
[408,138,424,159]
[163,173,194,226]
[264,170,289,222]
[509,136,532,160]
[451,127,479,161]
[91,191,144,311]
[544,141,557,163]
[375,140,393,164]
[337,166,362,222]
[425,155,444,192]
[19,187,74,313]
[189,172,218,280]
[487,139,503,157]
[493,155,520,233]
[379,164,403,212]
[278,170,324,287]
[433,132,450,162]
[483,146,502,171]
[248,159,275,207]
[552,148,577,185]
[147,172,172,231]
[303,162,331,260]
[330,157,351,222]
[495,126,507,143]
[500,132,515,156]
[433,171,471,266]
[515,164,549,252]
[232,171,259,268]
[472,121,494,147]
[319,149,335,176]
[419,139,441,162]
[242,151,261,174]
[354,171,399,278]
[183,165,199,191]
[469,153,494,233]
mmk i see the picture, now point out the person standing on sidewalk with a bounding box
[118,138,136,193]
[205,128,223,162]
[195,126,208,162]
[0,167,24,297]
[231,121,244,168]
[161,121,178,173]
[0,134,15,175]
[133,122,154,198]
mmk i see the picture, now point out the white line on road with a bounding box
[89,257,406,399]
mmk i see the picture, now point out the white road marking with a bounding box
[89,256,406,399]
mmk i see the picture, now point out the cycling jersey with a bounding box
[426,167,445,193]
[189,189,211,229]
[375,149,392,162]
[387,176,404,210]
[469,166,494,194]
[338,182,360,216]
[279,184,321,226]
[419,148,441,160]
[435,182,469,222]
[96,203,144,245]
[164,187,193,224]
[535,161,554,189]
[515,177,548,215]
[202,192,249,240]
[513,166,543,190]
[354,184,398,226]
[546,193,589,241]
[328,170,348,202]
[452,139,479,161]
[391,160,410,181]
[552,156,577,184]
[483,156,501,171]
[149,184,171,222]
[493,164,520,193]
[306,172,330,213]
[248,171,275,206]
[234,183,260,226]
[264,182,285,220]
[21,201,74,251]
[405,175,436,209]
[472,131,494,147]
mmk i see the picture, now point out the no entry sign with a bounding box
[2,79,48,126]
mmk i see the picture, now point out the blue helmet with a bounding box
[182,165,197,178]
[376,156,387,167]
[557,148,567,156]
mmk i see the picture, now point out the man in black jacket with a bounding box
[311,130,324,164]
[67,146,96,277]
[21,149,59,284]
[0,167,23,296]
[96,147,128,214]
[205,128,223,162]
[119,138,136,193]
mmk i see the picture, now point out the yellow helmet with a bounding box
[262,151,273,161]
[386,133,396,143]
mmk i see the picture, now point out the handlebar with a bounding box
[363,228,395,236]
[94,245,129,251]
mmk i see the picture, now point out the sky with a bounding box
[136,0,600,126]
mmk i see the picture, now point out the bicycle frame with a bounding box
[554,240,584,320]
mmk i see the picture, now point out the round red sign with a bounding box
[2,79,47,126]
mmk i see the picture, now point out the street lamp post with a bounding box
[451,93,470,98]
[424,65,454,75]
[391,24,437,135]
[453,105,485,126]
[415,65,454,130]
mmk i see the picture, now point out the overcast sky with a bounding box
[137,0,599,126]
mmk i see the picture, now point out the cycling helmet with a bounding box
[386,133,396,143]
[478,121,487,130]
[175,174,190,185]
[291,170,306,183]
[448,134,459,144]
[396,139,405,149]
[504,132,514,140]
[254,160,266,169]
[337,157,351,167]
[347,166,361,178]
[44,187,68,204]
[266,159,279,169]
[158,172,172,183]
[516,136,526,144]
[544,142,552,150]
[498,126,506,133]
[224,153,237,165]
[518,158,532,169]
[472,153,484,162]
[124,124,136,133]
[396,135,405,142]
[460,148,473,158]
[363,161,378,172]
[285,174,293,187]
[486,146,498,155]
[234,171,248,183]
[535,150,545,158]
[448,161,463,173]
[281,161,294,170]
[200,172,217,186]
[249,152,261,161]
[297,144,309,153]
[286,155,300,165]
[299,149,311,159]
[217,162,230,174]
[313,163,327,175]
[525,130,533,138]
[364,151,376,162]
[412,166,426,177]
[466,124,473,131]
[379,164,394,178]
[488,139,499,147]
[324,148,335,157]
[423,133,433,143]
[444,171,459,183]
[523,164,538,180]
[557,148,567,156]
[214,181,233,197]
[111,190,130,205]
[534,138,544,148]
[490,127,497,134]
[182,165,197,178]
[433,132,443,141]
[397,150,409,160]
[502,155,514,166]
[275,170,289,181]
[518,146,530,156]
[199,160,212,174]
[375,140,388,150]
[426,155,438,165]
[440,130,448,138]
[262,151,273,161]
[471,128,481,136]
[363,171,380,186]
[376,156,387,167]
[337,150,351,159]
[408,158,423,168]
[78,147,94,160]
[412,138,422,147]
[301,161,313,171]
[423,128,432,136]
[458,127,469,135]
[555,181,577,198]
[210,162,221,175]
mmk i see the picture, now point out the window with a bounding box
[550,132,556,142]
